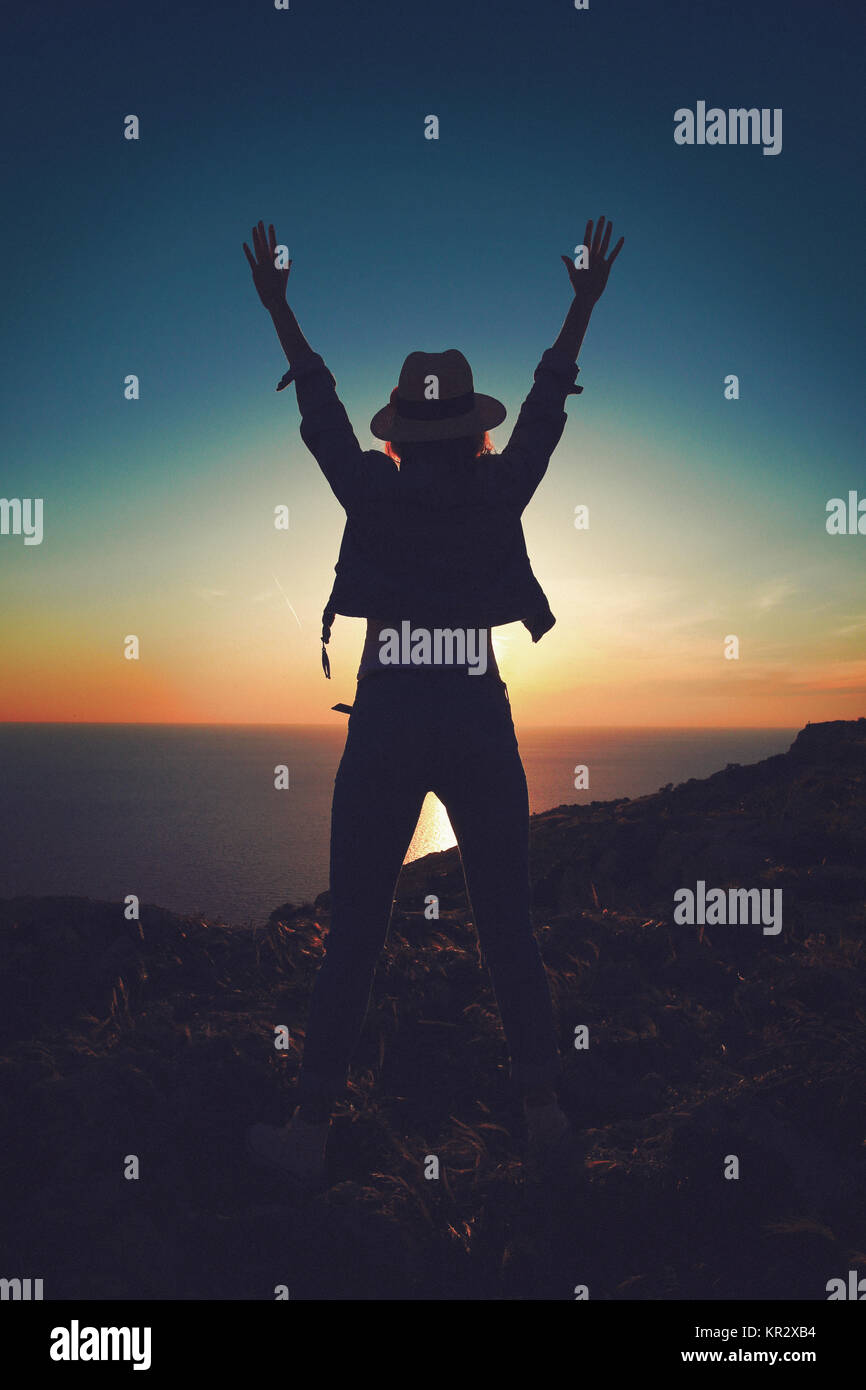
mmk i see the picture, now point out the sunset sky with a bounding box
[2,0,864,726]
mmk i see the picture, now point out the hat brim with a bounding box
[369,393,507,442]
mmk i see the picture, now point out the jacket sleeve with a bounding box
[282,349,366,509]
[489,346,582,511]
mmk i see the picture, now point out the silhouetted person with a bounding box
[244,217,624,1187]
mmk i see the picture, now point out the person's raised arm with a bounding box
[492,216,624,512]
[554,214,624,358]
[243,220,365,508]
[243,219,311,360]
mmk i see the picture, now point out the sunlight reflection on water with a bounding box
[404,792,457,862]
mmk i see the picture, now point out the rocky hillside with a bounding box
[1,718,864,1300]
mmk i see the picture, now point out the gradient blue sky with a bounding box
[2,0,864,724]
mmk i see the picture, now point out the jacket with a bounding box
[285,344,583,677]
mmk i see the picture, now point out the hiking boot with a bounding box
[245,1111,330,1191]
[523,1100,574,1184]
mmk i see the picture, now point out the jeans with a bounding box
[295,668,563,1106]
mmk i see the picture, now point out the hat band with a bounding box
[393,389,475,420]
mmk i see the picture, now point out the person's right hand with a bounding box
[243,220,291,311]
[561,216,624,306]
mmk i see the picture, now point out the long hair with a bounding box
[384,431,496,464]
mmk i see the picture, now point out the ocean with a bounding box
[0,724,797,926]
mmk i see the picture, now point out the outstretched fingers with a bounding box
[244,221,275,270]
[606,234,625,267]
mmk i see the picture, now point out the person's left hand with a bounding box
[561,216,624,305]
[243,220,291,311]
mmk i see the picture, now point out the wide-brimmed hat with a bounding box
[369,349,507,442]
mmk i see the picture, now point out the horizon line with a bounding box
[0,719,810,731]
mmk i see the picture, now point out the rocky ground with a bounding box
[1,718,864,1300]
